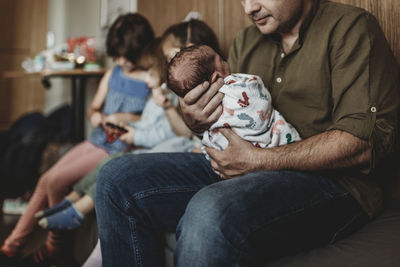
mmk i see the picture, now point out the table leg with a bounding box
[71,76,85,142]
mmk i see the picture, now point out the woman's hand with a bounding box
[119,126,135,145]
[179,79,225,133]
[206,128,262,179]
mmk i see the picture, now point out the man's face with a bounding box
[241,0,306,34]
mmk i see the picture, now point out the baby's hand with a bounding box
[119,126,135,145]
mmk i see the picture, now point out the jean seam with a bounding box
[104,185,143,267]
[328,210,364,244]
[122,186,204,266]
[123,186,204,211]
[129,216,143,267]
[234,192,351,262]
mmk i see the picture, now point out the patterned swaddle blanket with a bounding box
[202,73,301,151]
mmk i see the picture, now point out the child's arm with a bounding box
[87,69,113,128]
[164,106,192,137]
[152,86,192,137]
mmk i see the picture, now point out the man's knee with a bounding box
[95,154,158,206]
[178,183,232,239]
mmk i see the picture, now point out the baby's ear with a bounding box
[210,72,222,84]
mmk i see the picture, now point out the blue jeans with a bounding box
[95,152,369,267]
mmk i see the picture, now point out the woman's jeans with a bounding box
[95,152,369,267]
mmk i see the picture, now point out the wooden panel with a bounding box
[138,0,221,52]
[223,1,251,57]
[139,0,399,63]
[0,1,32,53]
[0,0,48,131]
[332,0,400,63]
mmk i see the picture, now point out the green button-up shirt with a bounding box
[228,0,400,217]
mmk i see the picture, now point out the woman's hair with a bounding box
[106,13,155,64]
[167,45,216,97]
[137,38,167,84]
[161,19,221,57]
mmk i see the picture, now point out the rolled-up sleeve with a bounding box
[328,13,400,172]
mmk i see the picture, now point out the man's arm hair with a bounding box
[255,130,370,172]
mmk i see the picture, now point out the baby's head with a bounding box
[167,45,230,97]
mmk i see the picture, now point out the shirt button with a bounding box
[276,77,282,83]
[281,53,285,58]
[370,106,377,112]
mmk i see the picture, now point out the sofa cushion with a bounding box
[164,206,400,267]
[269,206,400,267]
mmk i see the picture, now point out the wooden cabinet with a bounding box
[0,0,48,131]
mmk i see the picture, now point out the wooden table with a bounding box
[2,68,106,141]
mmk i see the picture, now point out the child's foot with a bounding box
[35,199,72,220]
[38,205,83,230]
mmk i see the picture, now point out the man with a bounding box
[95,0,399,266]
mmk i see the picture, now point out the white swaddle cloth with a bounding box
[202,74,301,151]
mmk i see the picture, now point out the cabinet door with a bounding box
[0,0,48,131]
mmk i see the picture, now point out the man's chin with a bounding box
[256,23,279,35]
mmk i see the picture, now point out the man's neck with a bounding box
[280,0,314,53]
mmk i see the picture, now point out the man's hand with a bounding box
[179,79,225,133]
[206,128,262,179]
[207,129,371,179]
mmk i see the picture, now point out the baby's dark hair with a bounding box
[167,45,216,97]
[106,13,154,65]
[137,38,167,85]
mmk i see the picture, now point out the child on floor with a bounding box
[0,13,155,266]
[167,44,301,152]
[34,38,187,231]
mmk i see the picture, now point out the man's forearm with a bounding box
[255,130,371,172]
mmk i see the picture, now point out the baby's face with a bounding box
[211,49,230,78]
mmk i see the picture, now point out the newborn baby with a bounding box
[167,44,301,151]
